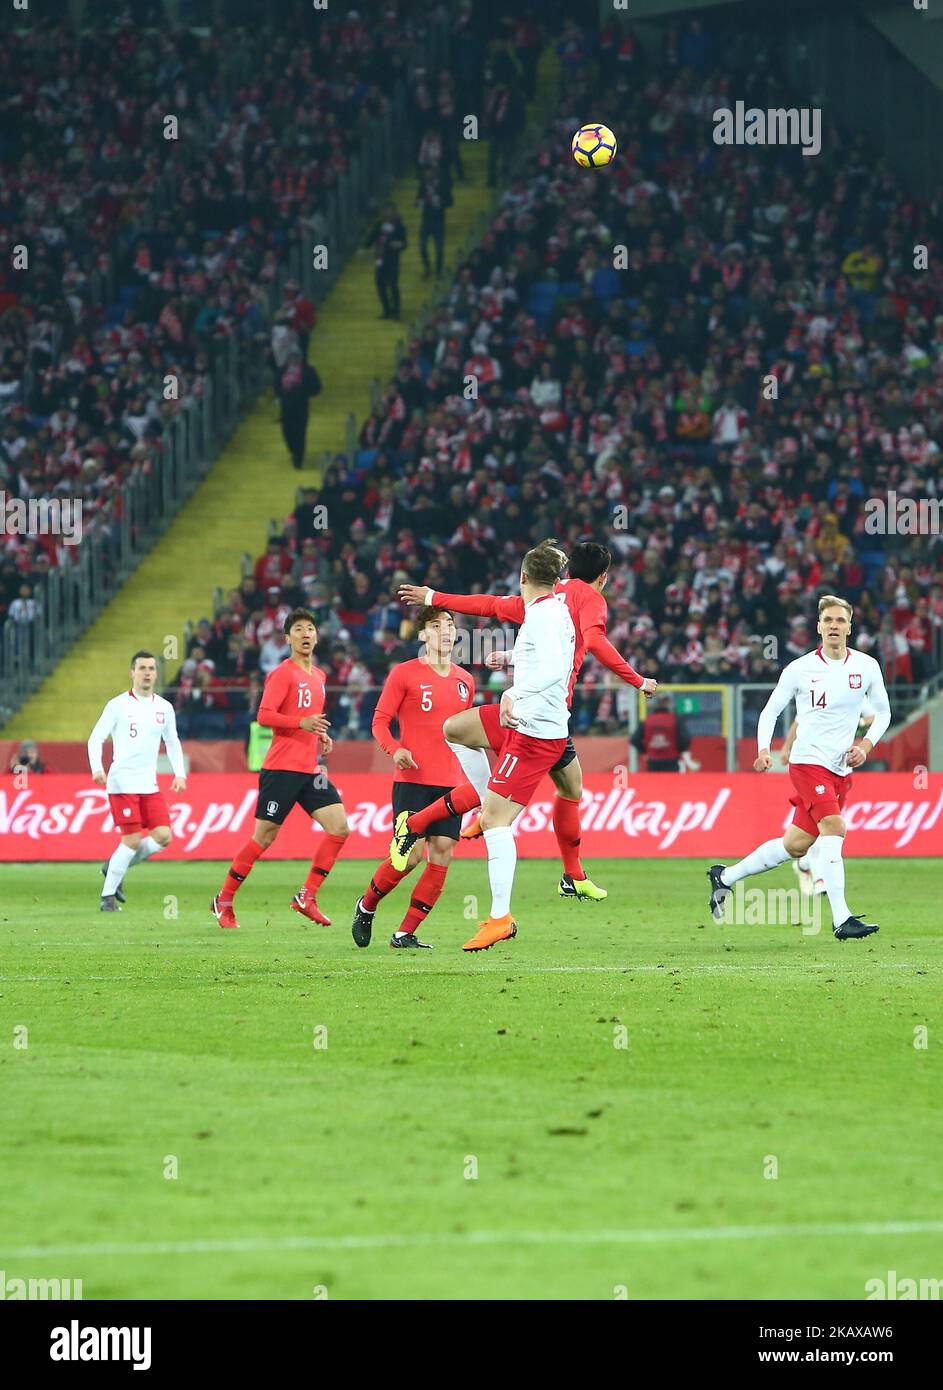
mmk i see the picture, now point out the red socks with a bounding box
[552,794,584,880]
[220,838,265,903]
[363,858,413,912]
[304,832,347,894]
[398,862,448,935]
[220,831,348,907]
[407,781,480,835]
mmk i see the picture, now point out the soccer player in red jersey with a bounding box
[351,606,475,949]
[212,608,348,930]
[395,541,657,897]
[403,540,577,951]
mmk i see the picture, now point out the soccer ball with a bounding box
[571,123,617,169]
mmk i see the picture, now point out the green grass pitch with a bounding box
[1,857,940,1301]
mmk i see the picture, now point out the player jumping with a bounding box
[351,606,475,950]
[393,540,577,951]
[88,650,186,911]
[396,540,657,900]
[707,596,891,940]
[212,608,349,930]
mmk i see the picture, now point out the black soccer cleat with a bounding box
[99,895,121,913]
[707,864,730,921]
[101,863,126,904]
[351,896,375,948]
[389,932,433,950]
[389,810,419,871]
[833,914,880,941]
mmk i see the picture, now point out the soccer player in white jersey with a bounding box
[431,539,577,952]
[707,596,891,940]
[784,703,876,895]
[88,650,186,911]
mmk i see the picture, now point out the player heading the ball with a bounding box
[395,539,657,903]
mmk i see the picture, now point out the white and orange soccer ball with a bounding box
[571,123,617,169]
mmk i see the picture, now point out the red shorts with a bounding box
[487,729,568,807]
[788,763,852,836]
[108,791,170,835]
[478,701,505,753]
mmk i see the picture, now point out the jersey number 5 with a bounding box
[420,688,433,711]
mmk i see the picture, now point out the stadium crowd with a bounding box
[174,18,943,740]
[1,0,483,637]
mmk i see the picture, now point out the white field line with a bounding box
[2,1219,943,1262]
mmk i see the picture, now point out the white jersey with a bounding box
[758,647,891,776]
[88,690,185,794]
[505,592,576,739]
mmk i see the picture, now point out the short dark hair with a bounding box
[130,650,155,668]
[415,605,453,637]
[284,607,318,635]
[568,541,611,583]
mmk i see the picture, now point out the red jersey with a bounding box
[258,659,326,772]
[431,577,643,704]
[372,656,475,785]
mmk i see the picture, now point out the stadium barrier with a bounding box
[2,773,941,860]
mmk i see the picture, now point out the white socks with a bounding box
[798,841,822,876]
[103,837,164,895]
[721,838,792,886]
[130,835,163,867]
[817,835,851,925]
[103,842,136,896]
[447,741,491,803]
[483,825,516,918]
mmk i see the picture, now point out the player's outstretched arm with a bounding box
[398,582,525,625]
[583,626,650,690]
[87,700,115,786]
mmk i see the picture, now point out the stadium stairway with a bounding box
[9,48,558,741]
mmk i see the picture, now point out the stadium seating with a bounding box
[0,1,445,645]
[174,20,943,738]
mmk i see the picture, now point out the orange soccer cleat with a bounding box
[290,888,331,926]
[459,815,484,840]
[461,913,517,952]
[212,895,240,930]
